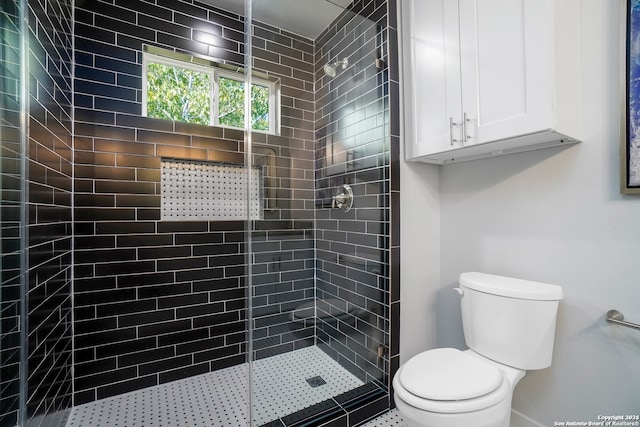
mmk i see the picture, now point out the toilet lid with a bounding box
[399,348,503,401]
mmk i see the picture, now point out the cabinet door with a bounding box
[403,0,463,159]
[458,0,553,145]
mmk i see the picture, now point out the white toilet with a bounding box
[393,272,563,427]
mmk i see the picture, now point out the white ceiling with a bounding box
[199,0,351,40]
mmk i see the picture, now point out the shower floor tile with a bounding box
[250,346,364,423]
[362,409,408,426]
[66,346,368,427]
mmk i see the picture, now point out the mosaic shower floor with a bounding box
[66,345,409,427]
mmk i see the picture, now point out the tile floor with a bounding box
[361,410,407,426]
[66,346,407,427]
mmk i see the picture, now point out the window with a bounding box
[143,52,279,134]
[146,61,211,126]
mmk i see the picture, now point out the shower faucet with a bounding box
[332,184,353,212]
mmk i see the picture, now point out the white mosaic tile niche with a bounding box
[161,159,263,221]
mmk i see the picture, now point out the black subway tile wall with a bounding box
[314,0,397,392]
[26,0,74,425]
[73,0,249,404]
[72,122,249,404]
[73,0,316,404]
[0,2,23,425]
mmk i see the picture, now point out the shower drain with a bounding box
[306,376,327,387]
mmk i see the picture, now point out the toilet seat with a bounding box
[394,348,510,413]
[400,348,503,400]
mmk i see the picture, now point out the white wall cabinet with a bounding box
[401,0,582,164]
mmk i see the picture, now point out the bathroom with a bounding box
[0,0,638,427]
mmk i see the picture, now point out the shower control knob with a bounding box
[332,184,353,212]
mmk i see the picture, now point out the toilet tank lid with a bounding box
[459,272,564,301]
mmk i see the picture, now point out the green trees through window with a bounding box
[147,62,211,125]
[250,84,269,131]
[215,78,270,131]
[145,55,274,133]
[217,76,244,128]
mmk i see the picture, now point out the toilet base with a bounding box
[394,393,512,427]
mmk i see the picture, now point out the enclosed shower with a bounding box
[0,0,401,425]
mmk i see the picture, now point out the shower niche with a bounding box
[160,158,264,221]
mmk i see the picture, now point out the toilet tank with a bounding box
[458,272,563,370]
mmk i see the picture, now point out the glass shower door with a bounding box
[0,1,26,426]
[247,1,393,425]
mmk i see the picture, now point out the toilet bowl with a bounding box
[393,272,563,427]
[393,348,525,427]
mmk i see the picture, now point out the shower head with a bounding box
[323,58,349,78]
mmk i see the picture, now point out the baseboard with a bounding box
[511,409,546,427]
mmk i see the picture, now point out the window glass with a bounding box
[146,62,210,125]
[251,83,270,132]
[217,76,245,129]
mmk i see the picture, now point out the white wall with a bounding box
[399,156,440,365]
[401,0,640,422]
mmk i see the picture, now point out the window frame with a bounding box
[142,51,280,134]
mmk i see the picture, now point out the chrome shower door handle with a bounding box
[332,184,353,212]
